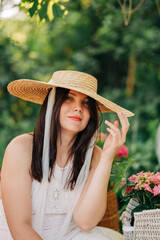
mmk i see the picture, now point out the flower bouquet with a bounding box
[120,171,160,240]
[121,171,160,216]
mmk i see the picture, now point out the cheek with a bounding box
[84,109,90,124]
[59,103,67,125]
[60,102,68,116]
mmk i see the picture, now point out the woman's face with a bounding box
[59,90,91,135]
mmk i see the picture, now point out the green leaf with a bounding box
[52,3,64,19]
[28,0,38,17]
[121,185,127,197]
[142,192,146,205]
[154,203,160,208]
[113,181,122,192]
[21,0,35,2]
[111,157,136,193]
[38,1,48,20]
[132,204,151,216]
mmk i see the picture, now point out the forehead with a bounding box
[69,90,88,99]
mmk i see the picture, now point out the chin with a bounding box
[69,127,83,134]
[62,125,85,135]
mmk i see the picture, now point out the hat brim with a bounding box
[7,79,134,117]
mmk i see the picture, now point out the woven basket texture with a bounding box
[133,209,160,240]
[123,226,134,240]
[97,189,119,231]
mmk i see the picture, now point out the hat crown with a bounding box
[7,70,134,116]
[50,70,97,93]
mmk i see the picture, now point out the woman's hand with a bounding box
[102,112,130,160]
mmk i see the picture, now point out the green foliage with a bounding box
[52,3,65,19]
[96,139,105,149]
[111,158,137,193]
[20,0,68,21]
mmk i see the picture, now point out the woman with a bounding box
[1,70,133,240]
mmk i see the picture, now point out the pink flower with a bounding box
[123,171,160,208]
[116,145,128,158]
[137,171,144,176]
[125,186,133,194]
[153,185,160,196]
[128,174,137,183]
[143,183,153,193]
[149,173,160,185]
[135,180,143,190]
[120,181,126,188]
[144,171,154,177]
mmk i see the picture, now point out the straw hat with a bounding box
[7,70,134,117]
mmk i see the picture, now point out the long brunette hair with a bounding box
[31,87,100,189]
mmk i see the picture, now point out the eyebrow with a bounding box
[69,92,89,99]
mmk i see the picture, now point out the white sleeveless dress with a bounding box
[0,161,110,240]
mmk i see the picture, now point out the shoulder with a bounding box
[2,133,33,173]
[90,145,102,170]
[6,133,33,153]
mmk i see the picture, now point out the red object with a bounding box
[116,145,128,158]
[120,181,126,188]
[68,116,82,121]
[125,186,133,194]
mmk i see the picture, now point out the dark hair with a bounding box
[31,87,100,190]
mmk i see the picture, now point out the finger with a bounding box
[105,121,121,141]
[105,120,121,134]
[117,112,130,140]
[117,112,130,127]
[106,128,119,144]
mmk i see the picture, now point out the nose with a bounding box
[73,103,82,112]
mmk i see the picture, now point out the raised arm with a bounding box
[73,112,130,231]
[1,134,43,240]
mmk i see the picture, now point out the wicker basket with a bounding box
[133,209,160,240]
[121,198,139,240]
[97,189,119,231]
[123,226,134,240]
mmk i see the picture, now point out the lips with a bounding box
[68,116,82,121]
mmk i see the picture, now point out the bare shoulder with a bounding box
[1,134,34,228]
[6,133,32,152]
[2,133,33,173]
[90,145,102,170]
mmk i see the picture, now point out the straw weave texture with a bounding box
[97,189,119,232]
[133,209,160,240]
[7,70,134,116]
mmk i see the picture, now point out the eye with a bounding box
[66,96,72,101]
[83,100,89,107]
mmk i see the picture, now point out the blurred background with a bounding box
[0,0,160,178]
